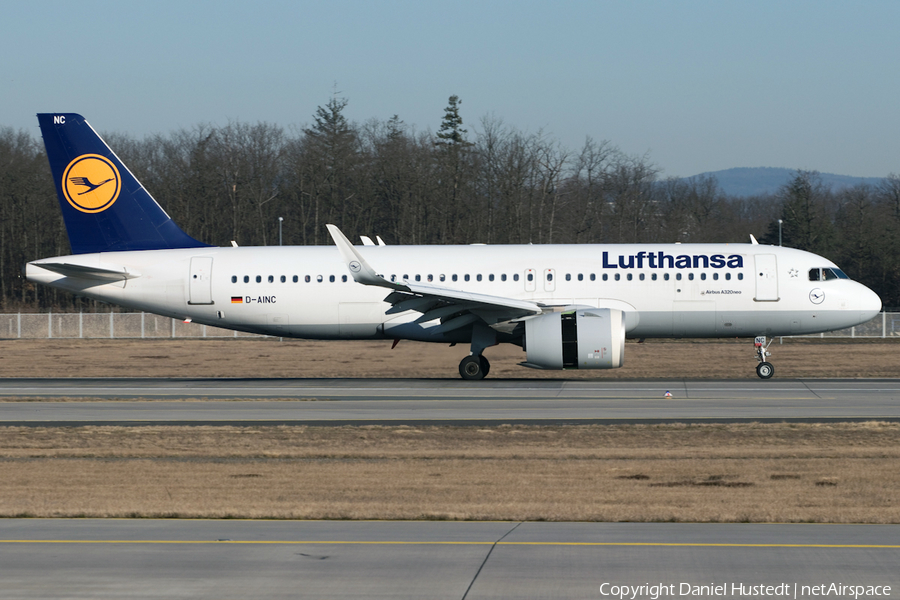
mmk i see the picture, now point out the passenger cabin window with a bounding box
[513,274,520,281]
[452,274,458,282]
[329,275,335,282]
[602,274,608,281]
[578,274,584,281]
[615,273,621,281]
[477,274,483,282]
[639,273,645,281]
[465,274,470,282]
[231,276,237,283]
[440,274,446,282]
[316,275,323,283]
[664,273,670,281]
[627,273,633,281]
[415,275,421,282]
[280,275,286,283]
[256,275,262,283]
[725,273,731,281]
[244,276,249,283]
[501,274,507,282]
[342,275,347,282]
[293,275,298,283]
[565,274,571,281]
[527,273,533,282]
[676,273,682,281]
[489,274,494,282]
[268,275,274,283]
[305,275,311,283]
[590,273,596,281]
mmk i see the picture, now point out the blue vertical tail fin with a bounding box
[37,113,211,254]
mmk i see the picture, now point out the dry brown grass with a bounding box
[1,423,898,522]
[0,337,898,378]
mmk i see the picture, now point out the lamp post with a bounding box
[777,219,783,247]
[278,217,283,246]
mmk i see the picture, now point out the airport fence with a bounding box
[1,311,899,340]
[1,312,266,339]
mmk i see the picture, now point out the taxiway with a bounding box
[1,520,897,599]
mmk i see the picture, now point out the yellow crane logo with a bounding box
[62,154,121,213]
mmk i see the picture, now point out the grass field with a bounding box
[1,423,898,522]
[0,337,897,379]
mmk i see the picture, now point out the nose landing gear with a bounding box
[754,336,775,379]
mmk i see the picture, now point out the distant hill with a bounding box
[689,167,885,197]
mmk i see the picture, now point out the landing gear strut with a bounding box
[458,322,496,380]
[754,336,775,379]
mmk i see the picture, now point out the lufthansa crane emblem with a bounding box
[349,261,361,273]
[62,154,121,213]
[809,288,825,304]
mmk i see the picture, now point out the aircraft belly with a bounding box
[338,302,386,338]
[672,301,716,337]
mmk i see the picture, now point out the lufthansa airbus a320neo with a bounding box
[26,113,882,379]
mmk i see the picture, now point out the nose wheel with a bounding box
[754,336,775,379]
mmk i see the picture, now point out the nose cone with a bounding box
[856,283,882,322]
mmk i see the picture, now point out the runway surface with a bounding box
[0,378,899,424]
[1,520,897,599]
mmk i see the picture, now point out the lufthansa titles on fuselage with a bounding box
[601,251,744,270]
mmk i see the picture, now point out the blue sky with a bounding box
[2,0,898,177]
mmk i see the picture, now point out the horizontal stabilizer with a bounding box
[29,261,139,282]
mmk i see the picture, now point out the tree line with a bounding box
[1,95,898,310]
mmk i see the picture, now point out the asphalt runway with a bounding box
[0,378,899,424]
[1,520,897,599]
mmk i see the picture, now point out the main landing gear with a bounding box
[458,322,497,380]
[459,355,491,380]
[754,336,775,379]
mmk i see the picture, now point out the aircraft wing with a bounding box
[327,224,542,332]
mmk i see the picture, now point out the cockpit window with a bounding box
[811,267,850,281]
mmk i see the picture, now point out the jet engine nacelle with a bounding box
[522,308,625,369]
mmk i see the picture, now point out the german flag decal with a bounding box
[231,296,243,304]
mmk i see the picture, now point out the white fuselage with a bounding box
[27,242,882,342]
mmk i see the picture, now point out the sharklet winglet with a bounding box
[326,224,407,291]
